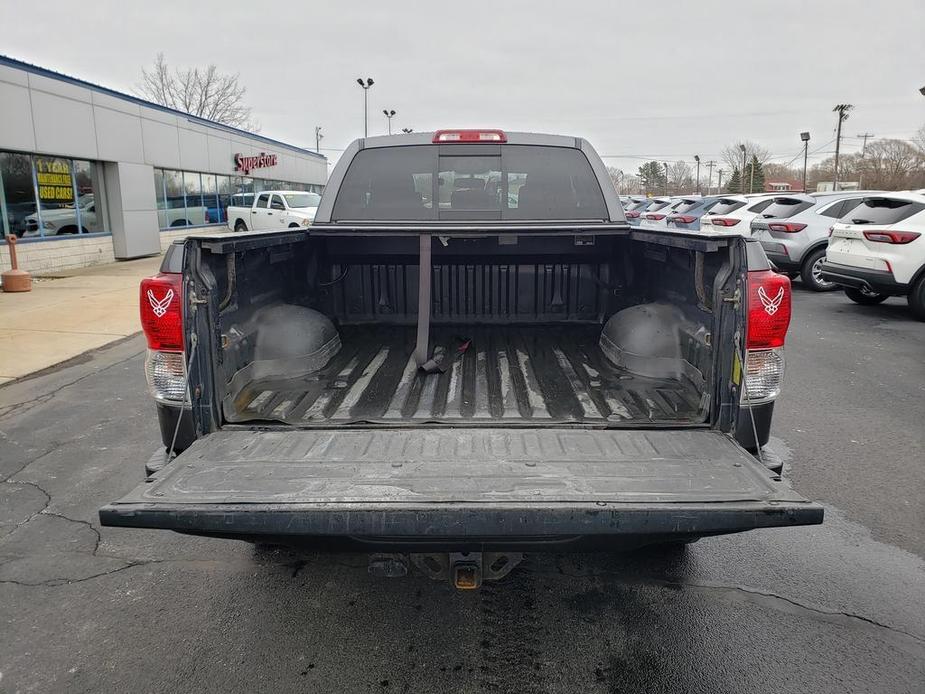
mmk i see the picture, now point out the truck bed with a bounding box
[224,325,706,426]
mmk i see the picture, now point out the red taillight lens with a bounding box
[140,273,183,352]
[433,129,507,143]
[710,218,741,227]
[862,230,921,244]
[767,222,807,233]
[669,215,697,224]
[747,270,791,349]
[645,213,666,221]
[625,210,640,218]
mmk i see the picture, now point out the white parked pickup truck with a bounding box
[226,190,321,232]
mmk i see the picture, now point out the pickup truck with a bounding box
[102,129,822,589]
[226,190,320,232]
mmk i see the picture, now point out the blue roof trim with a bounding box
[0,54,326,161]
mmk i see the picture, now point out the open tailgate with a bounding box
[100,429,822,540]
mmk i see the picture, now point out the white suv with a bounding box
[700,194,777,232]
[820,192,925,320]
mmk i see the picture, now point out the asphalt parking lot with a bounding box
[1,286,924,694]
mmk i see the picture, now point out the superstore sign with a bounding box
[234,152,278,175]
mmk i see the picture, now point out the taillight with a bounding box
[140,273,183,351]
[669,215,696,224]
[862,230,921,244]
[743,270,791,403]
[645,213,666,221]
[433,129,507,143]
[710,218,741,227]
[767,222,807,233]
[625,210,641,218]
[746,270,791,349]
[140,272,185,404]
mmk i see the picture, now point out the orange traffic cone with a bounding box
[2,236,32,292]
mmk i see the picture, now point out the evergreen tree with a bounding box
[726,167,742,193]
[744,155,766,193]
[637,161,667,195]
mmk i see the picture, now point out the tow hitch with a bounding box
[368,552,524,589]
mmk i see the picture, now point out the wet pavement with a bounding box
[1,287,923,693]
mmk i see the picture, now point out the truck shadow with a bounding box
[237,543,718,693]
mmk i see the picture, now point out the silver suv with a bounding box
[750,192,874,291]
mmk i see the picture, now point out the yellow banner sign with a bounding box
[35,158,74,203]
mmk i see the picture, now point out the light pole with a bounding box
[401,128,413,134]
[694,155,701,195]
[800,131,810,192]
[356,77,374,137]
[383,109,396,135]
[663,162,669,196]
[832,104,853,191]
[315,126,323,153]
[739,144,747,194]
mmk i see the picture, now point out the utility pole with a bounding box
[663,162,669,196]
[718,169,724,193]
[314,126,323,153]
[856,132,874,188]
[705,160,715,195]
[832,104,853,190]
[356,77,375,137]
[800,131,810,192]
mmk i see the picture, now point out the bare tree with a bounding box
[668,161,693,195]
[913,124,925,155]
[720,141,770,175]
[807,153,862,191]
[138,53,259,131]
[606,166,624,190]
[856,139,925,190]
[763,163,800,183]
[619,174,641,194]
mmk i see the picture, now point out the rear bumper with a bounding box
[819,261,907,295]
[99,500,822,548]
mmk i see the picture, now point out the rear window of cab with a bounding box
[331,145,608,221]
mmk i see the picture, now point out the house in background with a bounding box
[764,180,804,193]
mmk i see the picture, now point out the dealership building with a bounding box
[0,55,327,274]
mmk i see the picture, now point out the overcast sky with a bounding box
[3,0,923,177]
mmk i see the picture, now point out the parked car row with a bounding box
[619,190,925,319]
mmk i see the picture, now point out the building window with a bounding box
[151,168,321,230]
[0,151,107,240]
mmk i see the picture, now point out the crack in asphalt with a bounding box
[0,349,142,420]
[1,436,69,485]
[687,580,925,645]
[550,566,925,647]
[2,479,51,533]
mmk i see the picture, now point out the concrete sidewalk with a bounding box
[0,255,163,384]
